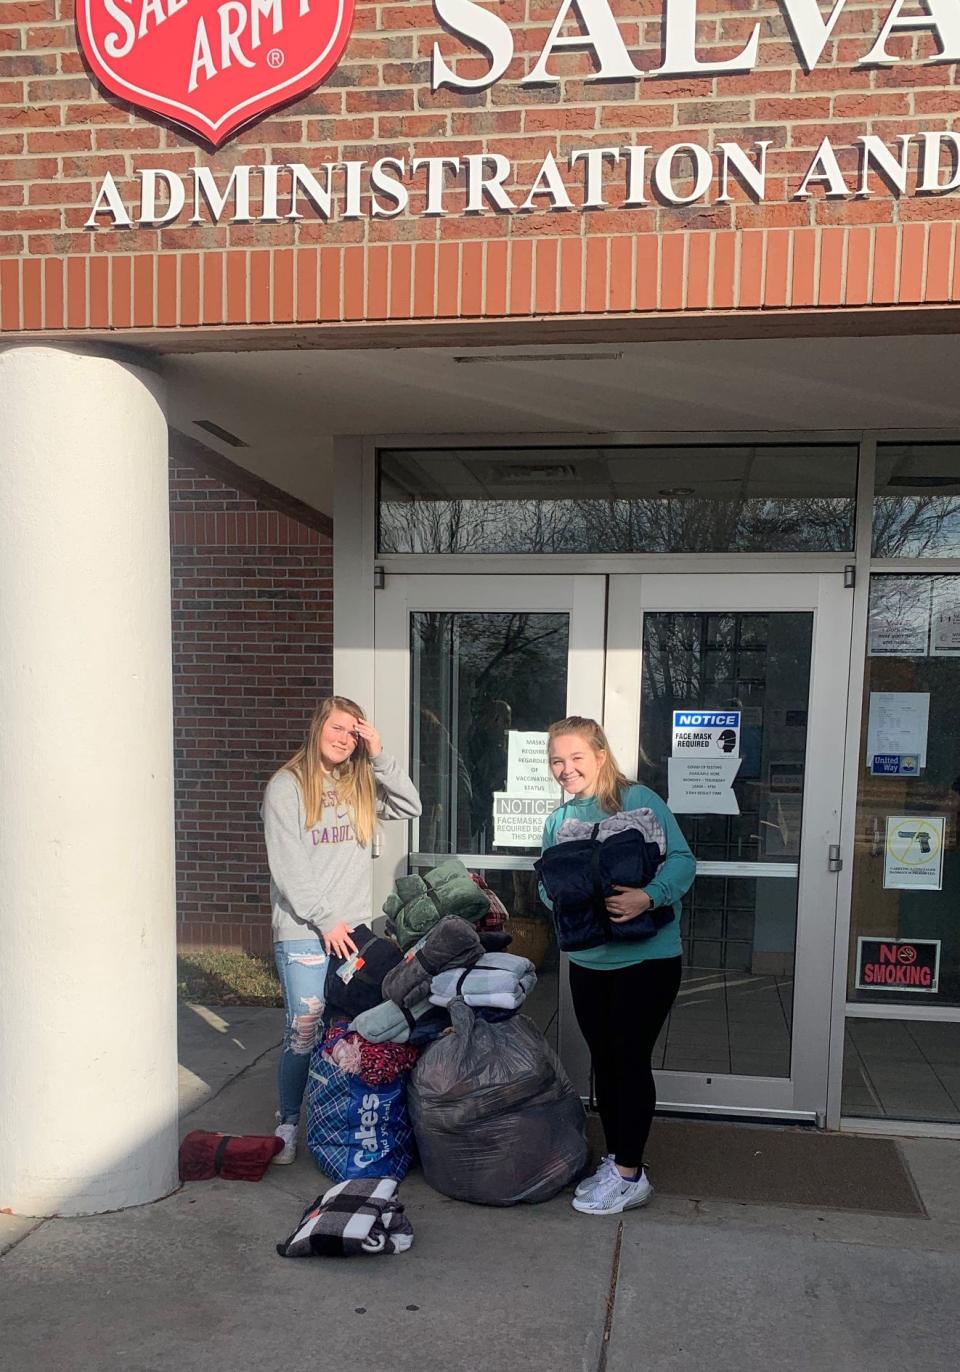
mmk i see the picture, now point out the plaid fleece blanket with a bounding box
[276,1178,414,1258]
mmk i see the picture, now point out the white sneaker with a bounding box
[273,1122,297,1165]
[574,1155,617,1198]
[572,1168,653,1215]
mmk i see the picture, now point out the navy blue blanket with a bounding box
[535,827,670,952]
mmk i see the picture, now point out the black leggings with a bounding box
[569,955,682,1170]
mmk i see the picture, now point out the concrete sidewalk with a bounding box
[2,1005,960,1372]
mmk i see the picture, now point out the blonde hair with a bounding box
[547,716,632,815]
[282,696,377,845]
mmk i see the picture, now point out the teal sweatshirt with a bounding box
[539,784,696,970]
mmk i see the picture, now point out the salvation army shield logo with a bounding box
[77,0,355,146]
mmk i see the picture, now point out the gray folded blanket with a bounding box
[382,915,485,1011]
[556,806,665,853]
[350,997,433,1045]
[429,952,537,1011]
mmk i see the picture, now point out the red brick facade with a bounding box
[3,1,960,331]
[169,442,332,954]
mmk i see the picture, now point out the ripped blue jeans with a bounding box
[274,939,330,1125]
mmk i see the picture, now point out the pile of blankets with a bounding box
[301,866,537,1187]
[277,1178,413,1258]
[347,913,537,1045]
[290,864,550,1244]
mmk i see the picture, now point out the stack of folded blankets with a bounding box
[348,912,537,1045]
[429,953,537,1011]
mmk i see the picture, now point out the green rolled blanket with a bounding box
[383,858,490,951]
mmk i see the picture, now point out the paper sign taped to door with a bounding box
[883,815,945,891]
[866,692,929,775]
[868,577,931,657]
[506,732,558,799]
[492,793,559,847]
[667,756,741,815]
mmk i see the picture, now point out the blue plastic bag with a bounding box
[306,1051,414,1183]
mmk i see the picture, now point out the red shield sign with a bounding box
[77,0,355,147]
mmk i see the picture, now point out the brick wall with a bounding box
[3,2,960,331]
[170,442,333,955]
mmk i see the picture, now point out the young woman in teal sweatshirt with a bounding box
[540,716,696,1216]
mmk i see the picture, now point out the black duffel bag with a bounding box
[323,924,403,1019]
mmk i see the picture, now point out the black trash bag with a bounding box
[408,999,588,1206]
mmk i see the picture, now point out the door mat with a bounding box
[586,1115,925,1217]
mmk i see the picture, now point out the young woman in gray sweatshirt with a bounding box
[262,694,421,1162]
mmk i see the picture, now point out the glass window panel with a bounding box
[661,909,795,1076]
[409,612,568,1057]
[642,607,814,1079]
[874,442,960,558]
[411,610,568,856]
[380,445,858,554]
[848,574,960,1009]
[842,1019,960,1123]
[640,610,813,864]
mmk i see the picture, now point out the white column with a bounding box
[0,346,179,1216]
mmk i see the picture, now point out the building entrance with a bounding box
[374,571,853,1123]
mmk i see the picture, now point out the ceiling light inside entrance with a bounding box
[453,351,623,364]
[193,418,249,448]
[495,463,579,484]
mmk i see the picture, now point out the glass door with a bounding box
[601,574,853,1120]
[374,575,605,1057]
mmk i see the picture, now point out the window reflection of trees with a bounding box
[412,611,568,856]
[873,496,960,558]
[381,494,855,554]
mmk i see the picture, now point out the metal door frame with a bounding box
[601,572,853,1121]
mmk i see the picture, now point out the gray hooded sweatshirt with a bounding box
[263,753,422,944]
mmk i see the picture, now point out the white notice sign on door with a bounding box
[866,692,929,776]
[506,731,559,799]
[671,710,741,757]
[667,756,742,815]
[492,793,558,847]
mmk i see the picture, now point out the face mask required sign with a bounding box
[671,711,741,756]
[668,711,742,816]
